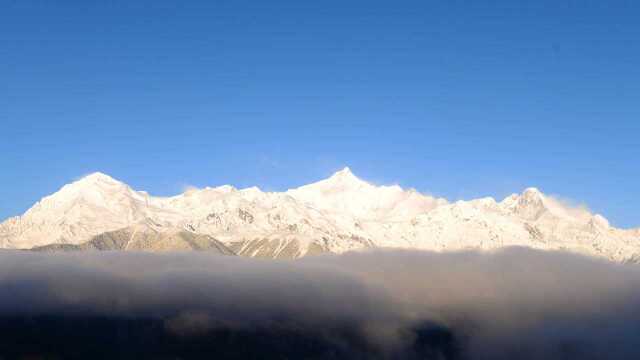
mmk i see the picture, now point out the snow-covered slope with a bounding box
[1,168,638,261]
[287,167,446,220]
[0,173,153,248]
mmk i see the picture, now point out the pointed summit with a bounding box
[40,171,134,208]
[287,166,368,195]
[332,166,354,177]
[77,172,120,184]
[313,167,370,191]
[518,187,546,205]
[59,172,129,197]
[63,172,126,192]
[328,167,361,183]
[522,187,544,199]
[503,187,548,220]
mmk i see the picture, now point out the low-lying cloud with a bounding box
[0,247,639,359]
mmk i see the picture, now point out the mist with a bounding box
[0,247,639,359]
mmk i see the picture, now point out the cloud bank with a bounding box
[0,248,639,359]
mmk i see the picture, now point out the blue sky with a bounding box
[1,1,638,227]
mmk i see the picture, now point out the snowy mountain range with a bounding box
[1,168,639,261]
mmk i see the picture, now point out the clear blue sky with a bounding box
[1,1,638,227]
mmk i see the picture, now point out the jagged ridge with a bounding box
[1,168,638,261]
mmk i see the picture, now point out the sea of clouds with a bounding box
[0,247,638,359]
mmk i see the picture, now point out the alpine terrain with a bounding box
[1,168,638,261]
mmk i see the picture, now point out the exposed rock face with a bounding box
[2,168,639,261]
[32,223,235,255]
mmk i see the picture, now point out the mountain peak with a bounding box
[47,172,131,204]
[76,172,121,185]
[520,187,545,202]
[287,167,368,196]
[331,166,354,178]
[506,187,548,220]
[522,187,542,196]
[326,167,365,185]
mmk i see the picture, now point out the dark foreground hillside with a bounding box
[0,316,457,360]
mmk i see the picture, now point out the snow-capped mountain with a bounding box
[1,168,638,261]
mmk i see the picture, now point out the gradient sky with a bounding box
[1,1,639,227]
